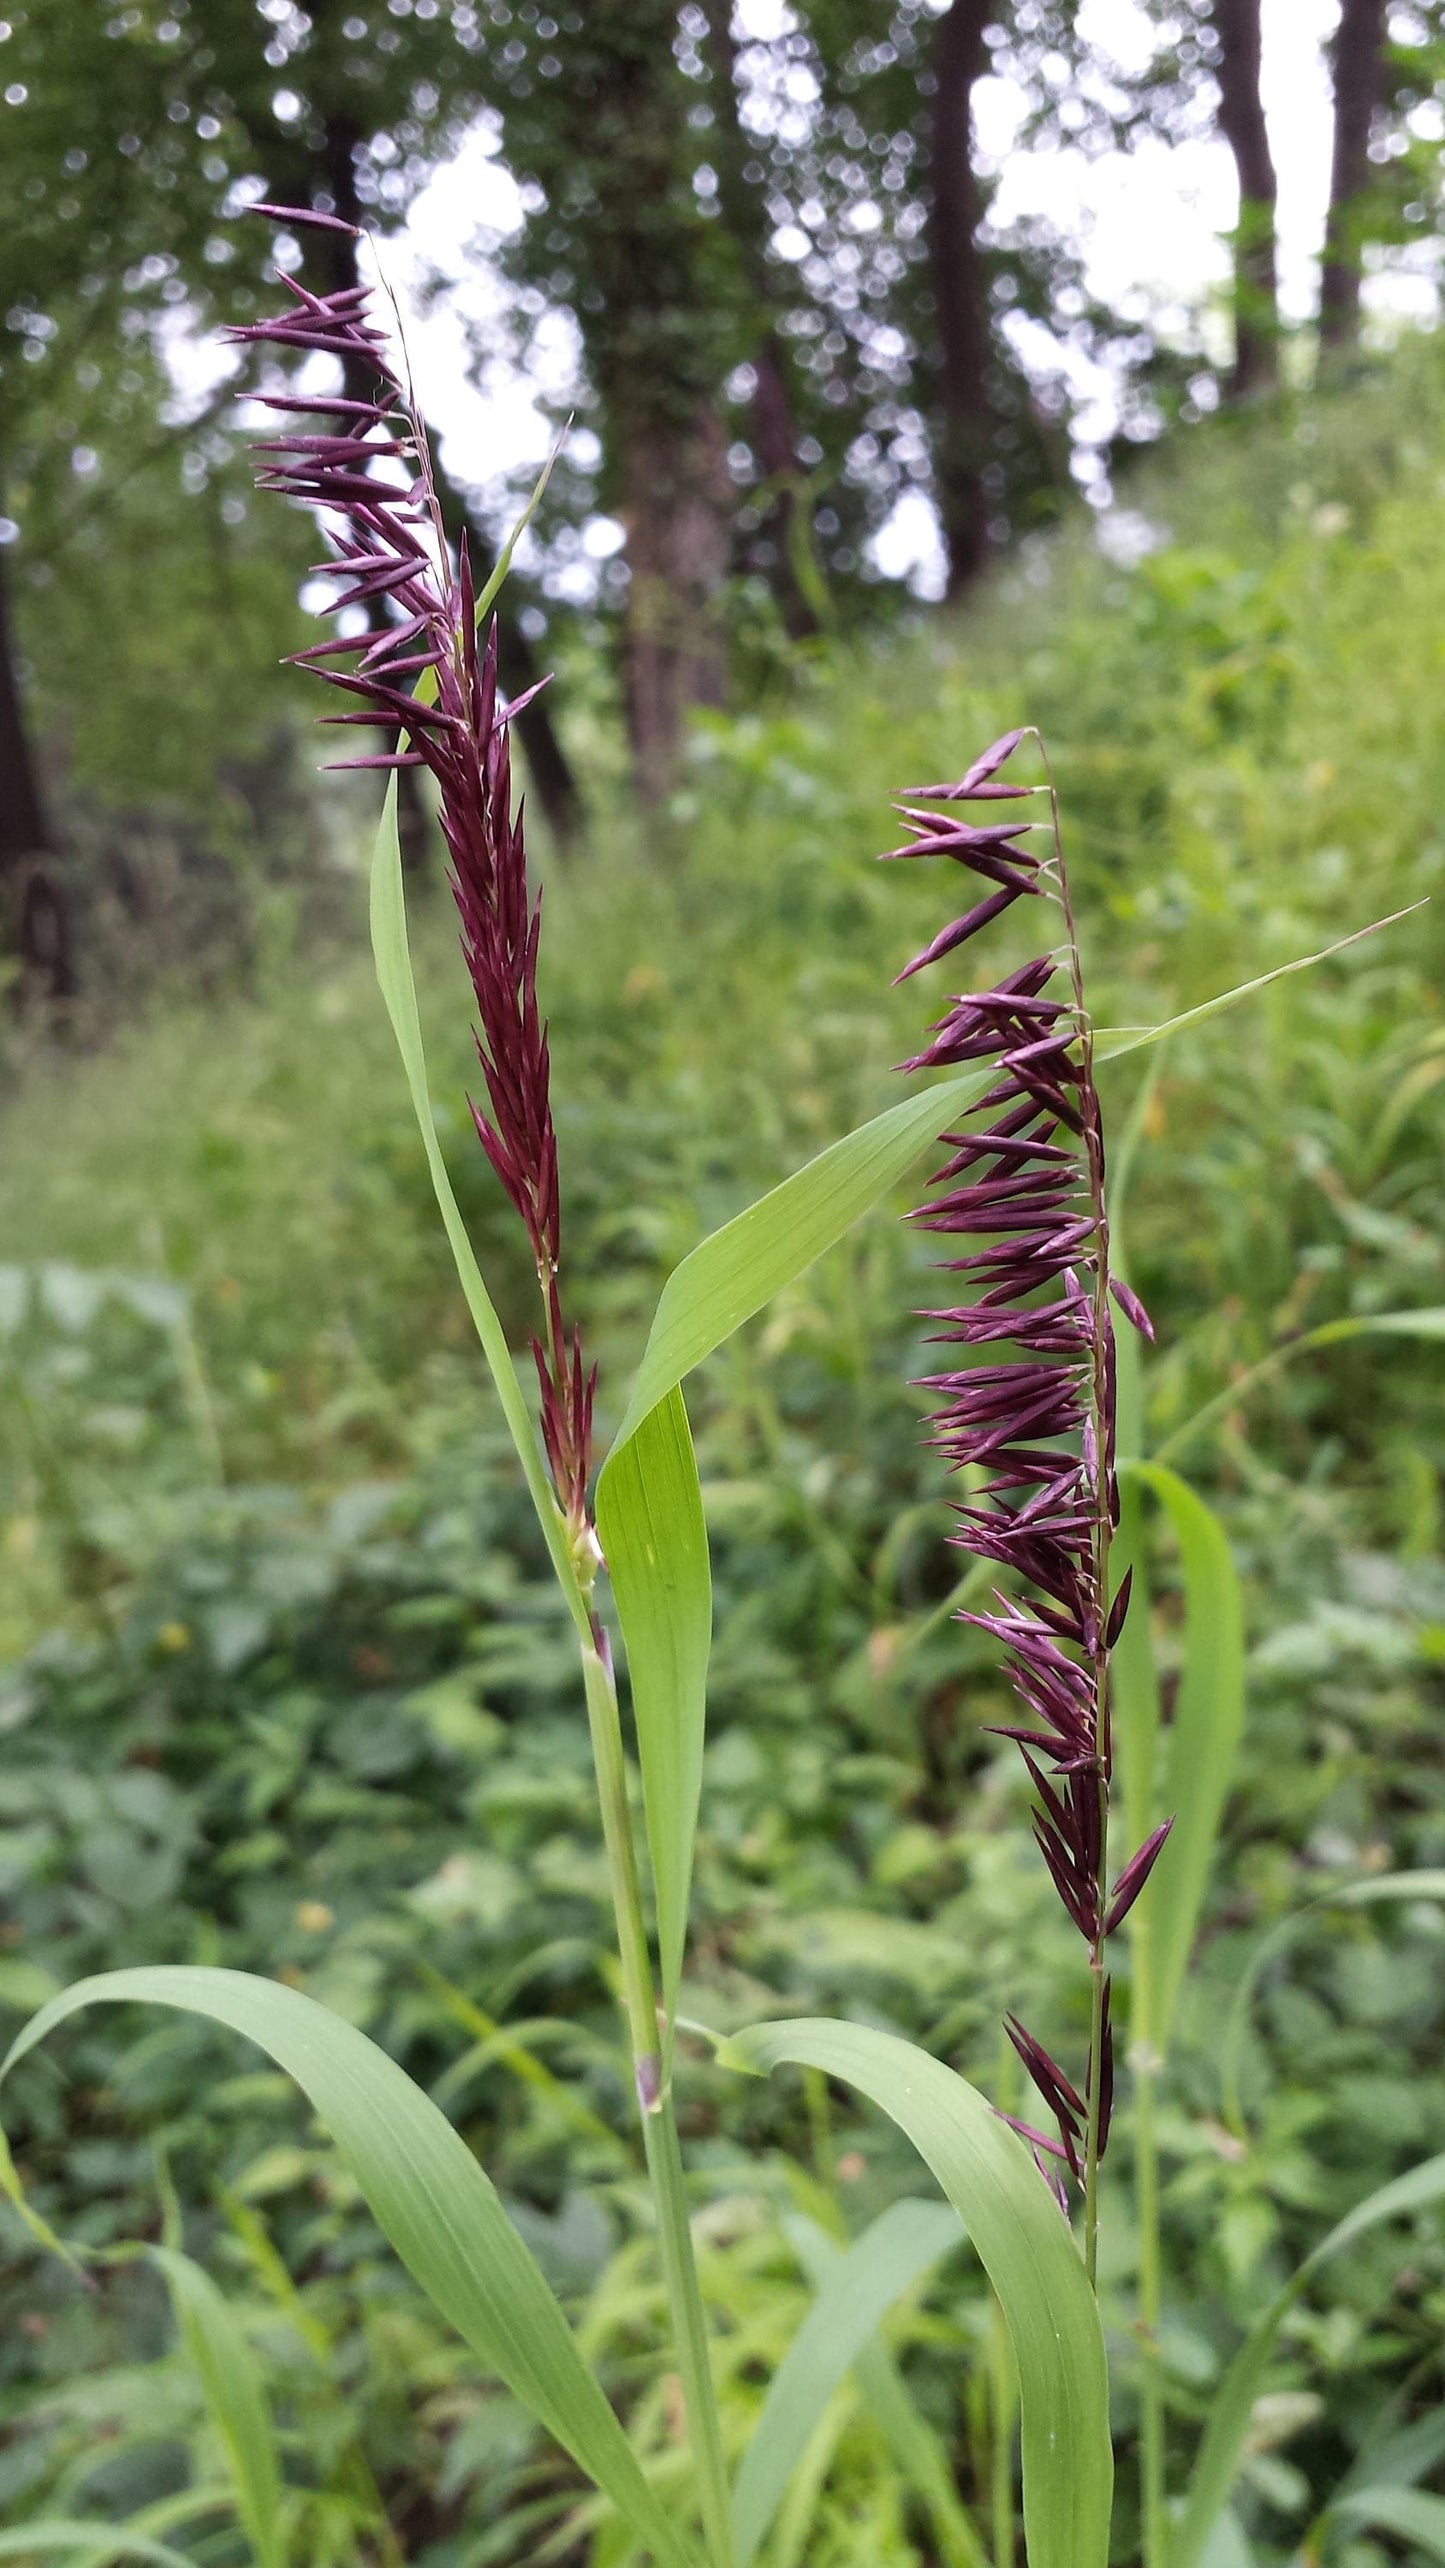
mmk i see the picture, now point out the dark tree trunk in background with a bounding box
[572,0,732,805]
[702,0,821,641]
[0,525,73,1002]
[618,405,732,802]
[1211,0,1280,396]
[1321,0,1387,349]
[930,0,994,600]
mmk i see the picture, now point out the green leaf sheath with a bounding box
[595,1385,712,2031]
[0,1968,694,2568]
[146,2246,286,2568]
[369,783,586,1630]
[609,1069,995,1453]
[731,2199,963,2568]
[1172,2153,1445,2568]
[720,2019,1112,2568]
[1119,1464,1245,2053]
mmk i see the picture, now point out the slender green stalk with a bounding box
[1134,2057,1167,2568]
[1081,1927,1108,2289]
[580,1639,736,2568]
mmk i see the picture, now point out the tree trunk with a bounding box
[930,0,994,600]
[702,0,820,640]
[0,524,73,1003]
[1321,0,1387,349]
[618,403,732,805]
[1211,0,1280,396]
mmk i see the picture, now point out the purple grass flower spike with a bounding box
[887,727,1173,2216]
[233,215,594,1530]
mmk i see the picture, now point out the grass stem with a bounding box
[580,1638,736,2568]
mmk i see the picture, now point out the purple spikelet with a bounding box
[887,729,1171,2195]
[233,213,593,1526]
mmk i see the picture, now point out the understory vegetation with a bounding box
[3,353,1445,2567]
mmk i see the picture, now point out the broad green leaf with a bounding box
[0,2532,197,2567]
[732,2198,963,2568]
[0,1968,693,2568]
[1334,2485,1445,2558]
[610,1070,995,1452]
[719,2018,1112,2568]
[1172,2153,1445,2568]
[1219,1870,1445,2137]
[787,2214,988,2568]
[1154,1309,1445,1467]
[1094,904,1424,1065]
[369,786,586,1633]
[147,2245,285,2568]
[596,1385,711,2029]
[1120,1463,1244,2052]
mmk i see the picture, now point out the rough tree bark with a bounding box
[1321,0,1387,349]
[930,0,995,599]
[702,0,820,640]
[1211,0,1280,396]
[616,405,732,799]
[569,0,732,804]
[0,509,73,1002]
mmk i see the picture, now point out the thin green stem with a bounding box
[580,1639,736,2568]
[1134,2056,1167,2568]
[1081,1922,1108,2288]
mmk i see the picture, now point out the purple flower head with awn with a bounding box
[886,728,1172,2198]
[230,208,593,1529]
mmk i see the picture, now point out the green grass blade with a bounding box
[609,1070,995,1453]
[1121,1463,1245,2052]
[786,2215,989,2568]
[595,1385,712,2031]
[369,782,586,1632]
[0,1967,693,2568]
[1171,2153,1445,2568]
[1153,1309,1445,1466]
[731,2199,962,2568]
[473,431,567,622]
[0,2535,199,2568]
[1333,2486,1445,2558]
[720,2018,1112,2568]
[146,2245,286,2568]
[1093,904,1425,1064]
[853,2336,991,2568]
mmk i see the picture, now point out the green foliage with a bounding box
[4,348,1445,2562]
[720,2020,1113,2568]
